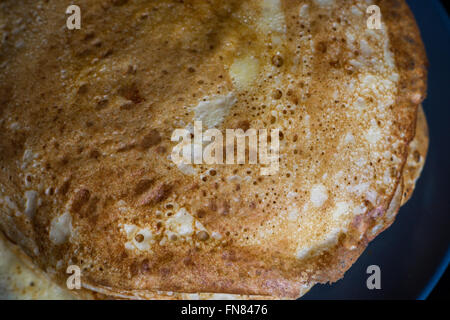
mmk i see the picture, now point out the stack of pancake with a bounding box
[0,0,428,299]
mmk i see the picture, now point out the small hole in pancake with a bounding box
[170,234,178,241]
[135,234,144,243]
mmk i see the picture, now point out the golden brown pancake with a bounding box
[0,0,428,299]
[0,232,75,299]
[0,108,428,300]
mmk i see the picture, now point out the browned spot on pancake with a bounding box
[58,178,71,196]
[139,129,161,150]
[196,209,207,218]
[139,183,172,206]
[117,142,136,153]
[196,231,209,241]
[134,179,154,196]
[218,199,230,215]
[316,41,327,53]
[234,120,250,131]
[271,54,284,67]
[118,82,143,104]
[71,189,91,213]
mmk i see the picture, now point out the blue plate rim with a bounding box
[416,0,449,300]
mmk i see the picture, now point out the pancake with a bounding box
[401,105,428,205]
[0,0,428,299]
[0,106,428,300]
[0,232,75,299]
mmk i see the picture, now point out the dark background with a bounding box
[429,267,449,299]
[301,0,450,300]
[429,0,450,300]
[442,0,450,13]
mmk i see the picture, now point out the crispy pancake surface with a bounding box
[0,108,428,300]
[0,0,427,299]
